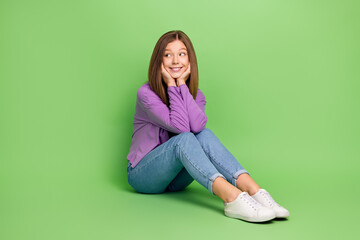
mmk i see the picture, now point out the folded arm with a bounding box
[137,85,190,133]
[179,84,208,133]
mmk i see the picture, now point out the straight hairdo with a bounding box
[148,30,199,106]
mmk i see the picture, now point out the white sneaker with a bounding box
[224,192,276,222]
[251,189,290,218]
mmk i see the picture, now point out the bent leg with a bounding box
[194,128,249,187]
[127,132,226,195]
[165,167,194,192]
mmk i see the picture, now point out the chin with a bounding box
[173,71,185,78]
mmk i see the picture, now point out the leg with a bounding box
[128,131,278,222]
[165,166,241,203]
[127,132,240,202]
[165,167,242,202]
[194,128,289,219]
[236,172,260,196]
[212,176,242,203]
[194,128,260,195]
[165,167,194,192]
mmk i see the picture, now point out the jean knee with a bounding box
[195,128,215,143]
[196,128,213,137]
[174,131,196,146]
[178,131,195,138]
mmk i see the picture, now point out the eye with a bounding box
[180,52,186,56]
[164,53,170,57]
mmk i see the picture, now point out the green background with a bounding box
[1,0,359,239]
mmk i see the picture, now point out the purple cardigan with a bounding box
[127,82,208,168]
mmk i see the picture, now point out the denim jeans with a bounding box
[127,128,249,195]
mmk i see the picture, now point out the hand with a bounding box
[177,64,191,87]
[161,63,176,87]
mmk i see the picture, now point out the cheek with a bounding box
[163,58,170,66]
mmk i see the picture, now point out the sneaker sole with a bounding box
[225,212,276,222]
[275,213,290,218]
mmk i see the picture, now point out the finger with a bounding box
[185,64,190,74]
[161,63,169,76]
[185,65,190,76]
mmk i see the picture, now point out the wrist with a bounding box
[167,82,177,87]
[177,79,186,87]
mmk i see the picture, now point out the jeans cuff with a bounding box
[208,173,226,195]
[232,169,249,186]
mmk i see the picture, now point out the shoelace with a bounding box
[242,193,261,210]
[260,190,280,207]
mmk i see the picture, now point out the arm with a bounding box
[178,84,208,133]
[137,85,190,133]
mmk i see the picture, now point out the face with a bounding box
[162,40,190,79]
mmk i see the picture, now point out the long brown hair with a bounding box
[148,30,199,106]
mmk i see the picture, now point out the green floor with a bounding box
[5,178,360,240]
[2,142,358,239]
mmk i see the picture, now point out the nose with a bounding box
[172,55,179,64]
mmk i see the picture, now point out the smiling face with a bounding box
[162,40,189,79]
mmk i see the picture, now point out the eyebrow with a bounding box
[164,48,187,51]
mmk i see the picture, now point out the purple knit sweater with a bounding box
[127,82,207,168]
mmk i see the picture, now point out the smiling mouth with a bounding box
[170,67,182,72]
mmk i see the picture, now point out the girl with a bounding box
[126,30,289,222]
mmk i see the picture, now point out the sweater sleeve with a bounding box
[179,84,208,133]
[137,85,190,133]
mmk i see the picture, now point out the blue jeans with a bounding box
[127,128,249,195]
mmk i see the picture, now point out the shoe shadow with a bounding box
[241,220,275,224]
[273,218,289,222]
